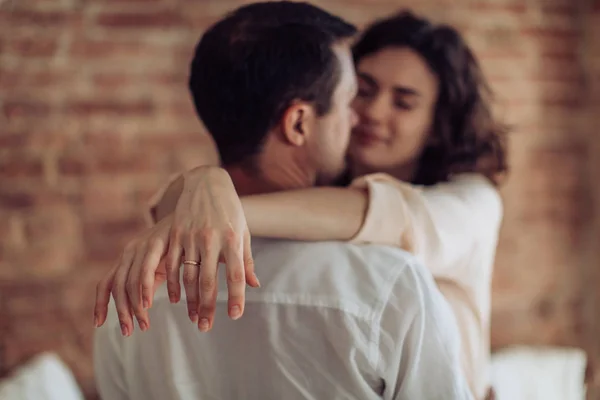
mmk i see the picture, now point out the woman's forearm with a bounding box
[152,175,184,222]
[241,187,369,241]
[151,166,225,223]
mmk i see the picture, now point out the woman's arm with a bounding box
[151,175,184,223]
[147,172,369,240]
[148,174,370,242]
[148,170,502,278]
[242,187,369,241]
[243,173,503,278]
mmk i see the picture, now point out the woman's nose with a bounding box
[362,95,388,124]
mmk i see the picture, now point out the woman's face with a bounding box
[349,47,439,178]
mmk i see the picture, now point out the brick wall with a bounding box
[582,0,600,398]
[0,0,594,397]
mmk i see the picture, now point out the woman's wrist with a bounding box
[241,196,261,236]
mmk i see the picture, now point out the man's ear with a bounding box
[280,102,315,147]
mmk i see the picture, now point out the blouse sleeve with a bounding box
[349,173,503,284]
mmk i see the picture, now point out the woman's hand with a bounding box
[94,166,259,335]
[94,215,173,335]
[167,166,259,331]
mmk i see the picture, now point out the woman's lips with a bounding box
[353,128,386,147]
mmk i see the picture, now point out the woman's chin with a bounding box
[348,146,387,172]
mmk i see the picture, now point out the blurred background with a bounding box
[1,0,599,399]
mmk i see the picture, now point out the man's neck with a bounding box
[226,157,315,196]
[224,129,319,195]
[350,160,416,183]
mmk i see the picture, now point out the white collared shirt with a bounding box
[350,173,502,399]
[94,239,473,400]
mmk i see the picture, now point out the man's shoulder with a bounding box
[253,237,416,259]
[249,239,432,312]
[252,238,419,273]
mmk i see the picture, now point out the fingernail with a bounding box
[199,318,209,332]
[139,320,148,331]
[143,299,149,309]
[94,314,99,328]
[120,323,129,337]
[254,274,261,287]
[189,312,198,324]
[230,305,241,320]
[169,292,177,303]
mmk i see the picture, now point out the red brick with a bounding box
[534,58,582,82]
[87,73,187,95]
[8,37,59,57]
[539,92,582,108]
[97,0,163,3]
[81,129,126,148]
[0,191,35,210]
[82,216,146,262]
[4,10,78,27]
[541,3,576,14]
[468,1,527,13]
[81,177,135,218]
[95,11,185,29]
[518,191,587,226]
[26,70,68,88]
[0,68,69,90]
[163,99,196,117]
[0,156,44,178]
[530,145,587,168]
[1,334,66,369]
[91,72,133,89]
[135,132,204,150]
[94,71,189,88]
[0,185,81,210]
[3,282,66,316]
[65,99,154,116]
[522,26,578,40]
[90,216,146,237]
[0,208,83,280]
[61,144,134,174]
[0,133,26,148]
[57,156,89,176]
[538,42,579,59]
[69,39,164,59]
[3,100,51,118]
[475,48,526,60]
[152,71,188,86]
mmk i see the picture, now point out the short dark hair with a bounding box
[353,11,509,186]
[189,2,356,166]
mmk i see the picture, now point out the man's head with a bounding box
[189,2,358,189]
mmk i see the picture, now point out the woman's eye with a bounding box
[394,100,412,110]
[357,88,371,98]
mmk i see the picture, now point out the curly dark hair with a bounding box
[352,11,509,186]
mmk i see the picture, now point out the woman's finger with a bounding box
[223,229,246,320]
[112,248,136,337]
[140,236,168,311]
[166,227,183,304]
[182,232,201,323]
[242,229,260,288]
[126,246,150,332]
[196,228,220,332]
[94,266,116,327]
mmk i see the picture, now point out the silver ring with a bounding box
[182,260,200,266]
